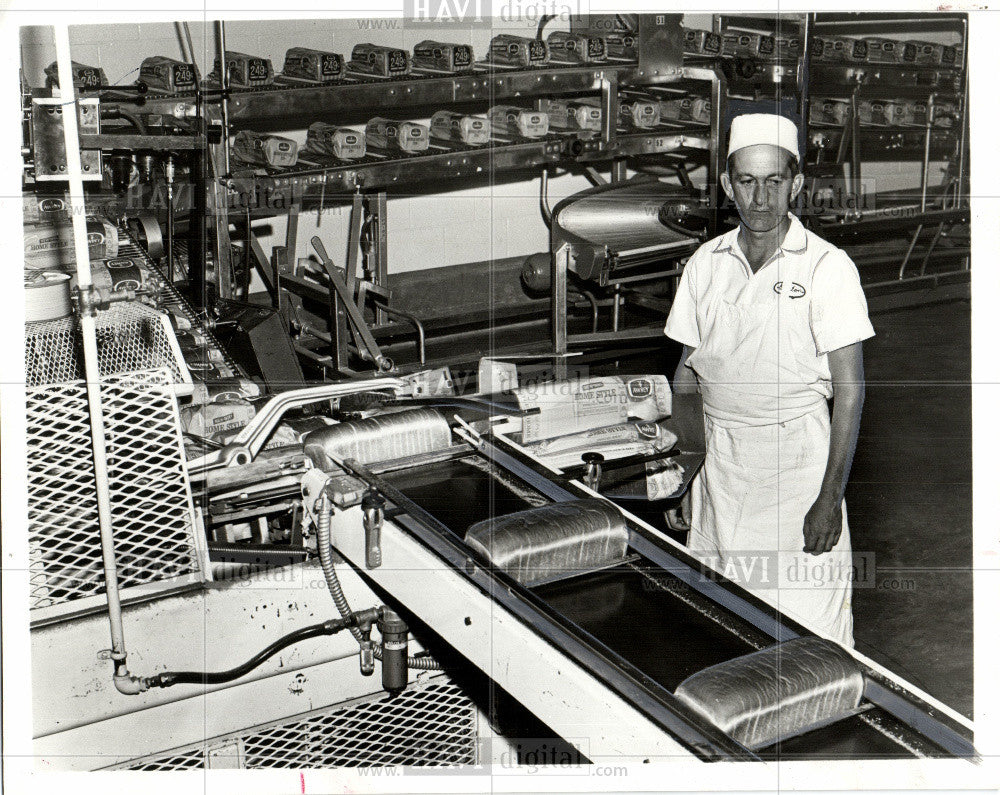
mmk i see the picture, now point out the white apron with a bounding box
[686,279,855,647]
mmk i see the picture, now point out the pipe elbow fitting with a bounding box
[114,673,150,695]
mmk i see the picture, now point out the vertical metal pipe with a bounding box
[955,17,968,210]
[182,22,199,75]
[175,22,192,65]
[217,20,231,177]
[552,244,569,380]
[800,15,811,123]
[346,191,363,297]
[279,202,300,314]
[600,72,627,183]
[53,25,137,692]
[849,90,861,220]
[709,67,725,235]
[797,14,811,218]
[599,73,617,150]
[851,92,861,193]
[243,206,253,299]
[921,94,935,214]
[189,117,208,304]
[373,192,389,326]
[212,178,234,300]
[164,154,175,281]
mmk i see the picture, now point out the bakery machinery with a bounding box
[16,12,975,774]
[268,393,979,761]
[547,176,710,374]
[29,366,978,767]
[23,13,713,379]
[550,177,708,286]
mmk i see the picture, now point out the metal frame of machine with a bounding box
[802,13,970,295]
[23,354,979,768]
[31,556,504,770]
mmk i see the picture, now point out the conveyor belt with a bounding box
[537,566,946,759]
[376,448,969,760]
[118,228,245,380]
[757,712,934,760]
[386,456,544,534]
[536,567,757,687]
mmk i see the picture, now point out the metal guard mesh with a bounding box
[24,301,187,387]
[26,368,202,609]
[125,747,207,771]
[242,679,478,768]
[114,679,477,770]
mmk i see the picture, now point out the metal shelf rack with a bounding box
[804,12,970,286]
[103,17,723,379]
[228,126,712,207]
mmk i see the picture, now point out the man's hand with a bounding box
[802,497,842,555]
[665,490,692,532]
[803,342,864,556]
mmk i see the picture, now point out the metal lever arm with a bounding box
[189,379,407,474]
[311,236,393,372]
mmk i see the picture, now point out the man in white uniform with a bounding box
[664,114,875,647]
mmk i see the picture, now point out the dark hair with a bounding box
[726,150,799,178]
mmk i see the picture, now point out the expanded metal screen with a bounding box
[124,747,207,771]
[24,301,190,388]
[241,679,478,768]
[26,368,203,611]
[110,678,479,771]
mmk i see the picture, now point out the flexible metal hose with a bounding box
[316,493,365,644]
[315,494,442,670]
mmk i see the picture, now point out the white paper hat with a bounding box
[727,113,799,161]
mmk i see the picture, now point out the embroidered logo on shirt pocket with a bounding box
[773,281,807,298]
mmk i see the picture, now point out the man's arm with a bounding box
[672,345,699,394]
[802,341,866,555]
[665,345,700,532]
[670,345,704,472]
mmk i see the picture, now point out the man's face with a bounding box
[721,144,804,234]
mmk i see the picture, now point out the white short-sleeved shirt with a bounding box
[664,213,875,425]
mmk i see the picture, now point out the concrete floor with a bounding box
[847,298,972,718]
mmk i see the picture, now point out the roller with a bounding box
[674,636,864,749]
[464,499,629,586]
[302,408,452,470]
